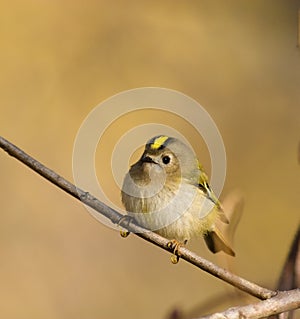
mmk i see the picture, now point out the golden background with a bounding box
[0,1,299,318]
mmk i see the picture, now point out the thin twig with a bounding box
[198,289,300,319]
[0,136,276,300]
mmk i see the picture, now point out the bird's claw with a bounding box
[120,229,130,238]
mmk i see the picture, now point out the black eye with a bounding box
[162,155,171,164]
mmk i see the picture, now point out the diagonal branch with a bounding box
[0,136,276,300]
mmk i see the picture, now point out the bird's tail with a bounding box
[204,190,244,257]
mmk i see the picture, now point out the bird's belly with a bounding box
[127,185,218,242]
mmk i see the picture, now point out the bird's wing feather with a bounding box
[197,167,229,224]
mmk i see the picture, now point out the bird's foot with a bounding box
[167,239,184,264]
[118,215,133,238]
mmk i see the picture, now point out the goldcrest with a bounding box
[121,135,235,257]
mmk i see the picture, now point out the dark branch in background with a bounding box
[1,136,300,318]
[270,227,300,319]
[277,227,300,291]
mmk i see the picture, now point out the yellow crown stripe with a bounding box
[150,136,169,149]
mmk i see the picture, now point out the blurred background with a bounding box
[0,1,299,318]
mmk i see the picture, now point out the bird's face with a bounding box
[140,147,181,179]
[126,135,200,192]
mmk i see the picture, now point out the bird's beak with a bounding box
[141,156,156,164]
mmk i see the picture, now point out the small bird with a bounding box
[121,135,235,262]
